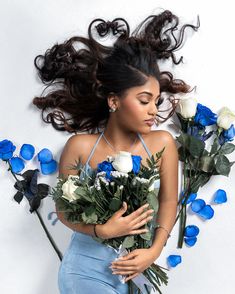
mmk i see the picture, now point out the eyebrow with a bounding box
[137,91,161,99]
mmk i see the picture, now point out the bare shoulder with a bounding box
[146,130,177,151]
[59,133,97,177]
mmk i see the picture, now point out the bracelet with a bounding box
[93,224,99,238]
[156,224,171,238]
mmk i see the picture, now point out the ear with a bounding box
[107,93,120,109]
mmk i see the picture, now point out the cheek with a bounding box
[121,101,144,118]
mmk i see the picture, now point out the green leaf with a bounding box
[220,143,235,155]
[81,206,98,224]
[190,173,210,192]
[140,230,152,240]
[176,133,189,147]
[188,136,205,158]
[147,190,159,211]
[109,198,122,211]
[74,186,93,202]
[122,235,135,248]
[199,156,214,172]
[215,154,231,176]
[178,146,187,162]
[210,137,220,154]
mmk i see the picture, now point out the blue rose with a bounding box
[219,124,235,144]
[97,160,114,179]
[132,155,142,174]
[194,103,217,126]
[0,139,16,160]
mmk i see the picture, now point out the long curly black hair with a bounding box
[33,9,200,134]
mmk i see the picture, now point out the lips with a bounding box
[145,118,155,126]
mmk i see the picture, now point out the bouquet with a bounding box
[174,98,235,248]
[51,148,168,294]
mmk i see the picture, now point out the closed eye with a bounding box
[140,97,164,106]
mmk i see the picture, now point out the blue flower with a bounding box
[197,205,214,219]
[190,199,206,213]
[194,103,217,126]
[184,225,200,237]
[219,124,235,144]
[184,236,197,247]
[40,159,57,175]
[97,160,114,180]
[213,189,227,204]
[9,156,25,173]
[20,144,35,160]
[0,139,16,160]
[132,155,142,174]
[37,148,53,163]
[167,255,182,267]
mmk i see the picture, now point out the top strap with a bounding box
[137,133,152,159]
[85,130,104,166]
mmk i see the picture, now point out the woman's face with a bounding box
[114,76,161,133]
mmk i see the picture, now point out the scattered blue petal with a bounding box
[214,189,227,204]
[40,159,57,175]
[9,156,25,173]
[181,192,197,205]
[167,255,182,267]
[197,205,214,219]
[190,199,206,213]
[37,148,53,163]
[184,236,197,247]
[20,144,35,160]
[184,225,200,237]
[187,193,197,204]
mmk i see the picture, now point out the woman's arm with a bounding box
[148,130,178,258]
[56,134,106,238]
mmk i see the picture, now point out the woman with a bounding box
[33,9,199,294]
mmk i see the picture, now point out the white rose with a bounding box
[217,107,235,130]
[178,97,197,118]
[61,175,80,202]
[112,151,133,173]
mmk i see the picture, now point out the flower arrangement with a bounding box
[51,148,168,294]
[0,139,62,260]
[174,98,235,248]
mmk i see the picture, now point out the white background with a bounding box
[1,1,235,293]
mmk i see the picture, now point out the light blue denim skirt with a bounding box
[58,231,135,294]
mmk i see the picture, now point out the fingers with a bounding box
[125,272,139,282]
[125,203,150,221]
[129,228,149,235]
[130,209,154,227]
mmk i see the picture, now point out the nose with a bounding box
[148,101,158,117]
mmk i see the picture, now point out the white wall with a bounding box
[0,1,234,293]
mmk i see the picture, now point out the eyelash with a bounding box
[140,97,163,106]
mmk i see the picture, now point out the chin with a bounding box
[136,126,152,135]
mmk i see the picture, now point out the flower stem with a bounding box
[35,210,63,261]
[7,160,63,261]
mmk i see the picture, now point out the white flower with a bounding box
[178,97,197,119]
[217,107,235,130]
[110,171,129,178]
[112,151,133,173]
[61,175,80,202]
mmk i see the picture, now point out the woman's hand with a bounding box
[96,202,154,239]
[110,248,158,282]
